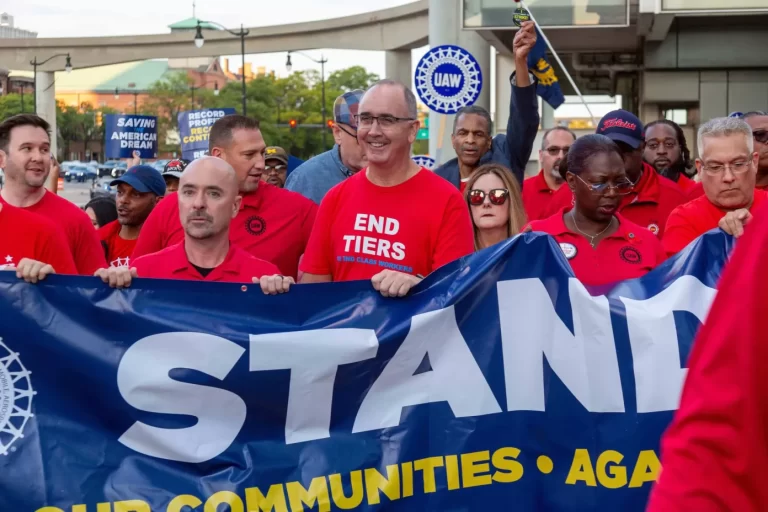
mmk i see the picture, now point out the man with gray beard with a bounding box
[521,126,576,220]
[95,157,293,294]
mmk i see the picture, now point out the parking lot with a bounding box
[59,181,98,207]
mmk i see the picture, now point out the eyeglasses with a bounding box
[265,164,287,173]
[544,145,570,156]
[701,160,751,176]
[753,130,768,144]
[573,174,634,195]
[469,188,509,206]
[355,114,416,128]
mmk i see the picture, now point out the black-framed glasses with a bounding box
[355,114,416,128]
[264,164,287,173]
[573,174,633,195]
[544,145,570,156]
[468,188,509,206]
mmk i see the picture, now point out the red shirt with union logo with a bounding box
[132,183,317,278]
[98,220,137,268]
[300,167,475,282]
[526,209,667,286]
[538,163,688,237]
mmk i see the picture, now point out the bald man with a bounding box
[95,157,293,294]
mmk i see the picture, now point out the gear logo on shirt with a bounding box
[110,257,130,268]
[246,216,267,236]
[0,337,36,456]
[647,223,660,236]
[620,246,642,265]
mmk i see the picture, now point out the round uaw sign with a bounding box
[0,338,35,456]
[411,155,436,170]
[415,45,483,115]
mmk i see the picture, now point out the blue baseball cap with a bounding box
[111,165,166,196]
[596,109,645,149]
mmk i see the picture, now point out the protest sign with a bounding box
[178,108,236,160]
[104,114,158,159]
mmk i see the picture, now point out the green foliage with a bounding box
[0,93,27,119]
[55,100,117,160]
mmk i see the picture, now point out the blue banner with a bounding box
[528,26,565,110]
[178,108,236,160]
[0,231,733,512]
[104,114,159,159]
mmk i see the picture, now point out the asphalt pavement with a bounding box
[59,181,97,207]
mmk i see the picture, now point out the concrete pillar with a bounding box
[35,71,58,157]
[385,50,412,89]
[542,102,556,129]
[428,0,491,164]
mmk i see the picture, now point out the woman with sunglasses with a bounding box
[466,164,527,250]
[525,134,666,287]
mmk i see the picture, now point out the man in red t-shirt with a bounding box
[96,157,291,294]
[540,110,688,237]
[300,80,475,297]
[647,202,768,512]
[98,165,165,268]
[643,119,699,193]
[0,202,77,282]
[0,114,106,274]
[133,115,316,278]
[663,116,766,256]
[522,127,575,221]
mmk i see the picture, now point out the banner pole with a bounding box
[519,0,597,125]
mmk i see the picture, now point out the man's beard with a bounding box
[656,158,689,181]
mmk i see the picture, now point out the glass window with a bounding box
[663,0,768,10]
[464,0,629,28]
[663,109,688,126]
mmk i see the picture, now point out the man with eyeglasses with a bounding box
[543,110,688,237]
[286,90,367,204]
[741,111,768,190]
[300,79,474,297]
[663,116,767,256]
[522,126,575,220]
[262,146,289,188]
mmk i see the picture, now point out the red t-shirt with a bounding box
[685,181,705,200]
[522,170,563,221]
[0,190,106,275]
[662,189,768,256]
[0,203,77,274]
[98,220,137,268]
[675,173,698,193]
[300,168,475,282]
[132,183,316,278]
[132,241,280,282]
[526,209,667,287]
[539,163,687,238]
[646,202,768,512]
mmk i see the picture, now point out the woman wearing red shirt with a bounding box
[526,134,667,287]
[464,163,527,250]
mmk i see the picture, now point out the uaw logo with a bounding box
[415,45,483,115]
[411,155,436,170]
[0,338,35,456]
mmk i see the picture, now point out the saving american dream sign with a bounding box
[178,108,236,160]
[104,114,159,159]
[0,230,733,512]
[415,45,483,115]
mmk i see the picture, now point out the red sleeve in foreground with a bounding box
[432,191,475,270]
[647,202,768,511]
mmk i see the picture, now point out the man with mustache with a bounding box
[133,115,317,279]
[95,157,292,294]
[0,114,106,274]
[522,126,576,221]
[98,165,165,268]
[643,119,699,194]
[663,117,767,256]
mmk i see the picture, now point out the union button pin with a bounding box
[513,7,531,27]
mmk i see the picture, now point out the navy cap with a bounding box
[111,165,166,196]
[596,110,645,149]
[162,158,189,179]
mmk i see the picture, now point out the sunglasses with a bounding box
[264,164,287,173]
[754,130,768,144]
[469,188,509,206]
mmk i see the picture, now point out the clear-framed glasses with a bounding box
[701,160,751,176]
[572,173,634,195]
[354,114,416,128]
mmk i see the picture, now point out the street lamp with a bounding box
[286,51,329,151]
[193,20,249,116]
[115,86,141,114]
[190,80,220,109]
[30,53,73,113]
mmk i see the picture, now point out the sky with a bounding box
[7,0,619,119]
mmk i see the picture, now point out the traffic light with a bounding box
[95,111,103,126]
[327,119,334,128]
[289,119,297,130]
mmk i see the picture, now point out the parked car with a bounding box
[64,165,98,183]
[90,177,116,199]
[98,160,121,177]
[111,162,128,178]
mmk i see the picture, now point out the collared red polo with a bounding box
[522,169,563,221]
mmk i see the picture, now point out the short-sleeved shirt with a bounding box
[0,203,77,274]
[132,242,280,282]
[526,209,667,287]
[539,163,688,238]
[522,169,563,221]
[132,183,316,278]
[300,167,475,282]
[662,189,768,256]
[98,220,137,268]
[0,190,106,275]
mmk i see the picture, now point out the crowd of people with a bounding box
[1,21,768,506]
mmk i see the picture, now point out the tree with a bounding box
[327,66,380,93]
[142,71,195,153]
[56,101,116,161]
[0,94,25,120]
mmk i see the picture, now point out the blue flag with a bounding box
[528,26,565,109]
[0,230,733,512]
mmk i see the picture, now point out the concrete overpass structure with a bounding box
[1,0,768,163]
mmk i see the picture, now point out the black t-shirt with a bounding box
[192,263,214,277]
